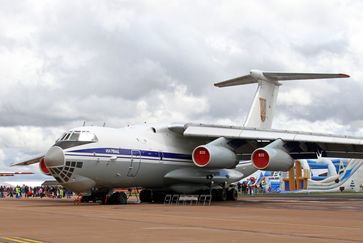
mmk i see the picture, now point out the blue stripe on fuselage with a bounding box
[67,147,192,161]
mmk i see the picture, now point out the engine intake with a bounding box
[192,138,237,169]
[251,139,294,171]
[39,158,51,175]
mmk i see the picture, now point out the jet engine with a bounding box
[192,138,237,169]
[39,158,51,175]
[251,139,294,171]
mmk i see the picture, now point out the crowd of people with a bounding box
[237,178,266,196]
[0,179,267,200]
[0,185,74,199]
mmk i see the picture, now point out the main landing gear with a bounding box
[81,191,128,205]
[107,191,128,205]
[139,189,152,203]
[212,188,238,201]
[83,187,238,204]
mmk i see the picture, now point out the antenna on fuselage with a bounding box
[103,122,106,127]
[82,121,86,126]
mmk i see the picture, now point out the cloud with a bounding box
[0,149,5,170]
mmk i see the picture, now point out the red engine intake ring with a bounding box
[39,158,50,175]
[252,149,270,169]
[192,147,210,167]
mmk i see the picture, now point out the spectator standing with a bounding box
[0,186,4,198]
[15,185,21,198]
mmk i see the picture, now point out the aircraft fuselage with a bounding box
[44,125,229,194]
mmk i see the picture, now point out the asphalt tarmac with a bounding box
[1,194,363,243]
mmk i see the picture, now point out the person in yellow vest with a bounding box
[15,185,21,199]
[59,188,64,198]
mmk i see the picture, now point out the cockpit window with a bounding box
[78,131,98,142]
[64,133,71,140]
[69,131,81,141]
[57,131,98,142]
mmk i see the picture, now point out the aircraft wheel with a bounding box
[227,188,238,201]
[213,189,227,201]
[81,195,91,203]
[139,189,152,203]
[107,193,115,204]
[109,192,127,205]
[118,192,128,204]
[220,189,228,201]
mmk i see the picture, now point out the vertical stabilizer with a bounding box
[244,79,279,129]
[214,70,349,129]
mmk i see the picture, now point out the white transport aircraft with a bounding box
[13,70,363,204]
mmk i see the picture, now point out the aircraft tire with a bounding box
[220,189,228,201]
[139,189,152,203]
[118,192,128,204]
[81,195,91,203]
[107,193,116,204]
[213,189,227,201]
[227,188,238,201]
[109,192,127,205]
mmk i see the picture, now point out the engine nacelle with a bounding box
[39,158,51,175]
[251,141,294,171]
[192,144,237,169]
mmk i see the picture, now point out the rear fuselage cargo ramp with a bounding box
[12,69,360,205]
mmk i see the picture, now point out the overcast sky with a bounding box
[1,0,363,183]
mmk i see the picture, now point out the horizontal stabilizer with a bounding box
[214,74,256,87]
[12,155,44,166]
[263,72,349,81]
[215,69,350,87]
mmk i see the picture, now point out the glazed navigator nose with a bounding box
[44,146,65,167]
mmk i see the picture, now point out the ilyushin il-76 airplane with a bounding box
[13,70,363,204]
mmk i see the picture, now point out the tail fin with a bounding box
[215,70,349,129]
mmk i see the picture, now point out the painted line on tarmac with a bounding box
[0,236,46,243]
[12,237,45,243]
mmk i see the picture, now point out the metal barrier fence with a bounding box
[164,194,211,206]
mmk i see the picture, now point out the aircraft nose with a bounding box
[44,146,65,167]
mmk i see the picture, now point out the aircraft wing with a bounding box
[0,172,34,176]
[179,123,363,159]
[11,155,44,166]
